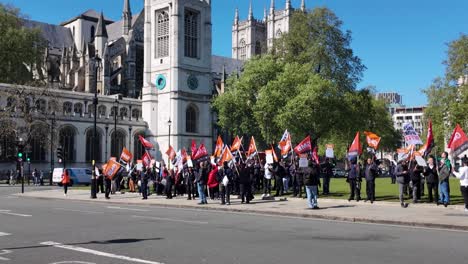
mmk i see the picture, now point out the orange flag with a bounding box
[348,132,362,158]
[120,147,133,163]
[364,131,381,150]
[103,159,121,180]
[165,145,176,161]
[246,136,258,159]
[214,136,224,158]
[219,146,234,165]
[271,146,279,162]
[279,134,292,157]
[230,136,242,152]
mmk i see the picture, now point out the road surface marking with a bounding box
[0,210,32,217]
[50,261,96,264]
[0,232,11,237]
[0,250,12,261]
[53,208,103,214]
[132,215,208,225]
[107,206,150,212]
[40,242,164,264]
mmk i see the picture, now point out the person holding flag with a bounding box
[452,157,468,212]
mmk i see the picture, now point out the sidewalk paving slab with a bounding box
[16,189,468,231]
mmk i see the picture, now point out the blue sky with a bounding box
[8,0,468,106]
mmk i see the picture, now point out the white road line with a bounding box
[53,208,104,214]
[107,206,150,212]
[132,215,208,225]
[40,241,164,264]
[0,210,32,217]
[0,232,11,237]
[0,250,12,261]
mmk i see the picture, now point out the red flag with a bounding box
[191,140,198,157]
[312,145,319,164]
[246,136,258,159]
[207,165,219,188]
[165,145,176,161]
[138,135,153,149]
[214,136,224,158]
[218,146,234,165]
[120,147,133,163]
[181,148,188,163]
[348,132,362,158]
[279,134,292,157]
[364,131,381,150]
[294,136,312,155]
[193,143,209,161]
[230,136,242,152]
[142,152,152,167]
[448,124,468,157]
[425,120,435,156]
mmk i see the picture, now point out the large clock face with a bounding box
[187,74,199,90]
[155,74,166,90]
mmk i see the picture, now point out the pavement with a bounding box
[2,186,468,263]
[18,188,468,231]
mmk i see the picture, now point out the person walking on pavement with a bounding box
[321,158,334,195]
[452,158,468,212]
[423,156,439,203]
[196,161,209,204]
[396,160,410,208]
[365,157,378,203]
[304,161,321,209]
[347,158,361,202]
[61,168,70,196]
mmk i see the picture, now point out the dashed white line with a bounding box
[107,206,150,212]
[0,210,32,217]
[40,241,164,264]
[0,232,11,237]
[0,250,12,261]
[53,208,103,214]
[132,215,208,225]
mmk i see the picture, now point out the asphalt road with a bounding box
[1,186,468,264]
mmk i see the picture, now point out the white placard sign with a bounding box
[187,159,194,168]
[265,153,274,164]
[415,156,427,167]
[299,157,309,168]
[136,163,143,171]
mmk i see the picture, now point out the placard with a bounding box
[187,158,194,168]
[415,156,427,167]
[265,150,274,164]
[299,157,309,168]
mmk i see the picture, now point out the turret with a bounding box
[234,7,239,25]
[248,1,253,21]
[286,0,291,11]
[301,0,306,11]
[95,12,108,59]
[122,0,132,35]
[270,0,275,15]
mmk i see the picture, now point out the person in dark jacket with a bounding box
[165,169,173,199]
[365,158,378,203]
[274,162,284,197]
[304,161,321,209]
[239,163,252,204]
[396,160,410,208]
[423,155,439,203]
[218,161,234,205]
[196,162,209,204]
[410,163,423,203]
[347,158,361,201]
[438,152,452,207]
[321,158,334,195]
[141,168,149,200]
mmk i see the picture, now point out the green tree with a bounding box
[0,4,45,85]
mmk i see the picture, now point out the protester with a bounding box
[218,161,234,205]
[396,160,410,208]
[196,161,209,204]
[61,168,70,196]
[207,164,219,200]
[347,158,361,202]
[273,162,284,197]
[253,159,262,193]
[321,158,334,195]
[304,161,321,209]
[423,155,438,203]
[263,162,272,198]
[141,167,149,200]
[293,161,304,198]
[438,152,451,207]
[410,164,423,203]
[452,158,468,212]
[185,167,196,200]
[365,157,377,203]
[104,171,112,199]
[239,163,252,204]
[165,168,173,199]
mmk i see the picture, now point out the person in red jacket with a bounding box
[61,169,70,196]
[207,164,219,200]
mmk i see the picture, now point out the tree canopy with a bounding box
[213,8,400,158]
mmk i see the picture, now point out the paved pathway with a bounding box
[19,189,468,230]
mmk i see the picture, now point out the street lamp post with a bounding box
[91,54,102,199]
[16,138,24,193]
[167,119,172,169]
[113,99,119,157]
[50,111,56,185]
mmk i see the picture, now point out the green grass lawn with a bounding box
[320,177,464,205]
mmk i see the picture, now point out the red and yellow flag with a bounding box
[219,146,234,166]
[246,136,258,159]
[364,131,381,150]
[214,136,224,158]
[279,134,292,157]
[230,136,242,152]
[120,147,133,163]
[165,145,176,161]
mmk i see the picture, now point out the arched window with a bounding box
[119,107,128,120]
[35,99,47,113]
[59,126,76,162]
[186,105,198,133]
[48,99,58,113]
[98,105,106,118]
[255,41,262,55]
[239,39,247,61]
[85,128,102,162]
[63,102,72,115]
[88,105,95,117]
[110,106,118,119]
[6,97,16,112]
[29,122,48,162]
[184,9,199,58]
[90,25,95,40]
[133,131,145,161]
[132,109,140,121]
[111,129,126,158]
[155,10,169,58]
[74,103,83,116]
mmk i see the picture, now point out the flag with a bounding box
[103,159,121,180]
[191,140,198,157]
[312,146,319,164]
[230,136,242,153]
[207,165,219,188]
[246,136,258,160]
[218,146,234,165]
[181,148,188,163]
[403,123,423,145]
[278,130,290,148]
[165,145,176,161]
[141,152,152,167]
[193,143,209,161]
[119,147,133,163]
[425,120,435,157]
[271,146,279,162]
[279,133,292,157]
[138,135,154,149]
[397,145,414,162]
[293,135,312,155]
[364,131,381,150]
[325,144,334,158]
[348,132,362,158]
[214,136,224,158]
[448,124,468,157]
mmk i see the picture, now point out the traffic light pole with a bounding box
[21,162,24,194]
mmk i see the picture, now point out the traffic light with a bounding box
[17,144,24,159]
[26,157,30,163]
[57,147,63,161]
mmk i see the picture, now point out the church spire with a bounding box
[96,12,108,38]
[234,6,239,24]
[123,0,132,35]
[248,0,253,21]
[301,0,306,11]
[270,0,275,15]
[286,0,291,10]
[263,6,267,21]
